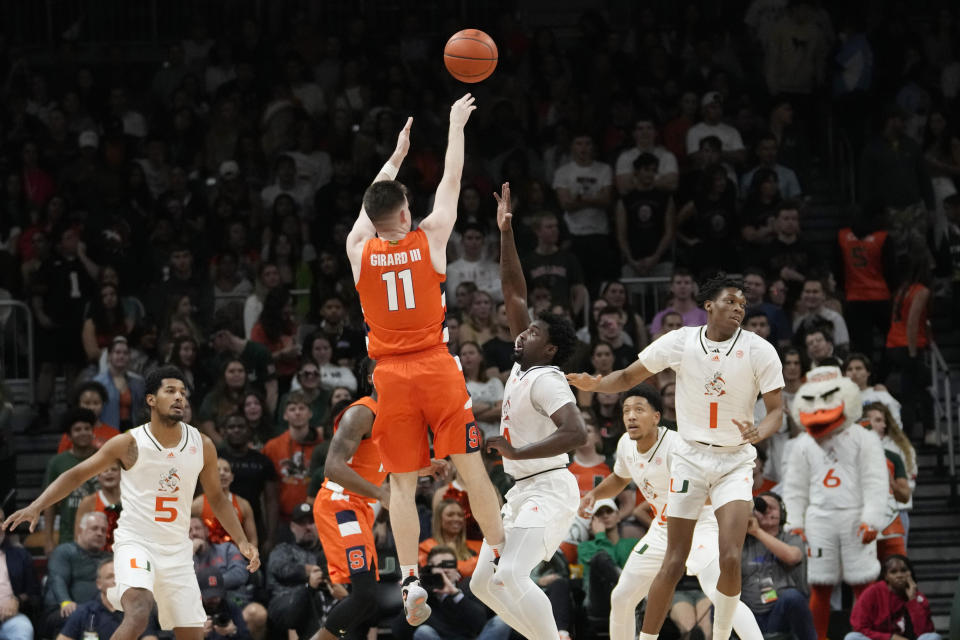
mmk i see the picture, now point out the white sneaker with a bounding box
[402,580,431,626]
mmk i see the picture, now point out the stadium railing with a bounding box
[0,300,35,405]
[618,276,671,322]
[928,335,958,505]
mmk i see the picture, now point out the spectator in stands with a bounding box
[794,277,852,351]
[241,390,277,447]
[167,335,209,402]
[594,307,637,369]
[686,91,747,166]
[266,503,341,639]
[263,391,320,521]
[57,558,159,640]
[250,288,300,390]
[243,262,281,338]
[863,402,917,543]
[276,359,331,431]
[577,498,638,621]
[43,512,110,638]
[57,381,119,453]
[419,499,482,578]
[845,353,903,427]
[481,304,515,382]
[312,293,364,367]
[523,212,588,315]
[599,281,649,350]
[459,290,497,346]
[302,332,357,394]
[0,507,38,640]
[652,311,684,341]
[92,336,146,431]
[43,409,99,553]
[218,412,279,545]
[649,268,707,335]
[846,554,941,640]
[740,168,782,250]
[744,308,774,343]
[211,251,254,317]
[260,154,312,214]
[458,342,503,438]
[568,421,611,495]
[615,154,677,282]
[198,358,247,442]
[210,315,279,414]
[743,267,792,347]
[393,545,503,640]
[615,115,679,194]
[81,283,135,366]
[446,222,502,304]
[149,244,213,330]
[804,326,843,368]
[740,133,803,199]
[761,201,816,292]
[191,460,258,546]
[837,217,893,359]
[677,163,741,273]
[659,382,678,430]
[553,132,616,289]
[575,342,616,408]
[73,462,121,551]
[662,90,699,162]
[742,492,814,640]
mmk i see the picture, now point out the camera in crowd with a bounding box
[420,558,458,591]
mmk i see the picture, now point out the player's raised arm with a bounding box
[346,116,413,275]
[495,182,531,338]
[199,436,260,572]
[324,404,388,504]
[419,93,476,252]
[3,433,134,532]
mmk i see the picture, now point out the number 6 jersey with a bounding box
[113,423,205,547]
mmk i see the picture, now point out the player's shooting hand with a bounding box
[394,116,413,158]
[734,420,760,444]
[494,182,512,231]
[485,436,517,459]
[578,494,596,518]
[450,93,477,128]
[565,372,602,391]
[2,505,40,533]
[238,541,260,572]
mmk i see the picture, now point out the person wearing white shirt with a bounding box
[446,222,502,303]
[686,92,747,167]
[568,273,784,640]
[615,116,679,194]
[792,277,850,350]
[260,155,314,214]
[739,134,802,199]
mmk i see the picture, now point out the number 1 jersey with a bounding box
[113,423,205,548]
[356,228,448,359]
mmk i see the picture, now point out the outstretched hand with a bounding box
[2,504,40,533]
[494,182,512,231]
[394,116,413,158]
[450,93,477,128]
[565,372,602,391]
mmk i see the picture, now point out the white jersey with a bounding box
[612,428,713,529]
[639,326,784,446]
[500,362,576,479]
[781,427,889,532]
[113,423,205,548]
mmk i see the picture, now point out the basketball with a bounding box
[444,29,498,83]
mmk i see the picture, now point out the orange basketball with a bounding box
[444,29,498,83]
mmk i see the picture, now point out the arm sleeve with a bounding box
[615,151,632,176]
[859,432,892,529]
[782,440,810,531]
[638,328,685,374]
[530,372,576,418]
[907,593,936,635]
[886,450,907,480]
[269,545,308,585]
[753,338,786,394]
[848,586,889,640]
[659,151,678,176]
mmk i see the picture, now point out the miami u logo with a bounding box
[130,558,151,571]
[669,479,689,494]
[634,543,649,555]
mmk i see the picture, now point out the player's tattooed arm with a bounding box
[325,405,388,505]
[122,436,138,469]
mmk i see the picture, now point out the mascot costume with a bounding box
[782,366,888,640]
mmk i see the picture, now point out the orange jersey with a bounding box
[568,460,612,496]
[838,228,890,301]
[201,493,243,544]
[94,490,120,551]
[58,422,121,454]
[322,396,386,501]
[886,283,929,349]
[355,228,447,359]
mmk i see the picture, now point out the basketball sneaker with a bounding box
[401,576,431,626]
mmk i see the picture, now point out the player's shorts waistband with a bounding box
[374,344,450,362]
[512,466,569,484]
[690,439,749,452]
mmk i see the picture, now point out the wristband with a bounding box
[61,600,73,608]
[381,161,400,180]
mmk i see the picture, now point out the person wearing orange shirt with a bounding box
[568,422,612,496]
[418,500,483,579]
[73,461,122,551]
[191,458,257,546]
[344,94,504,625]
[262,391,320,524]
[837,218,893,358]
[57,381,120,454]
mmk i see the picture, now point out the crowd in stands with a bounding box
[1,0,960,638]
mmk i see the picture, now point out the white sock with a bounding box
[638,632,659,640]
[488,527,560,639]
[712,591,741,640]
[400,565,418,581]
[486,538,504,558]
[697,560,762,640]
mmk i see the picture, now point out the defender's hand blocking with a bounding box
[394,116,413,158]
[238,541,261,572]
[734,419,760,443]
[450,93,477,128]
[565,372,602,391]
[485,435,517,459]
[494,182,512,231]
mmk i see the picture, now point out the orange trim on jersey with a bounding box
[323,396,385,498]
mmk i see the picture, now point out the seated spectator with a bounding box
[243,262,281,338]
[191,460,258,546]
[744,308,774,343]
[266,503,343,639]
[686,92,747,167]
[761,202,817,294]
[93,336,146,431]
[210,315,279,415]
[522,212,588,315]
[211,250,254,317]
[73,462,121,551]
[616,115,679,194]
[0,507,39,640]
[446,222,502,303]
[742,267,792,347]
[198,358,248,443]
[43,512,110,639]
[419,500,482,578]
[595,307,637,369]
[309,293,365,368]
[568,421,611,495]
[794,276,852,352]
[301,332,357,394]
[846,555,941,640]
[676,164,741,273]
[167,335,210,403]
[481,304,515,383]
[250,288,300,390]
[740,168,782,249]
[845,353,903,428]
[459,341,503,438]
[262,392,321,521]
[651,310,684,341]
[614,153,677,280]
[660,382,678,430]
[44,409,100,553]
[241,390,277,448]
[452,281,478,315]
[592,392,625,457]
[81,283,135,366]
[57,559,159,640]
[575,342,616,408]
[56,381,120,453]
[196,567,253,640]
[742,492,814,640]
[217,413,279,547]
[599,281,649,350]
[577,498,638,620]
[459,290,496,345]
[649,269,707,335]
[670,584,712,640]
[392,546,501,640]
[804,326,844,368]
[740,133,803,199]
[276,359,331,431]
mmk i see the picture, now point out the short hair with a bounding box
[661,310,682,322]
[284,390,309,409]
[623,385,664,415]
[597,305,623,320]
[699,135,722,151]
[671,267,693,281]
[538,311,578,369]
[62,407,97,433]
[108,335,129,353]
[632,152,659,171]
[742,266,767,282]
[362,180,408,224]
[145,365,187,396]
[634,113,659,127]
[744,308,770,324]
[776,199,802,216]
[78,511,107,530]
[461,221,485,236]
[97,557,115,573]
[426,545,458,564]
[804,323,834,344]
[211,309,242,336]
[72,380,108,405]
[695,272,744,306]
[881,554,915,581]
[843,352,872,373]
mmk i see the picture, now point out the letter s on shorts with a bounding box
[346,545,368,574]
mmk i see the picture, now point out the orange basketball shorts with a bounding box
[371,345,481,472]
[313,487,379,584]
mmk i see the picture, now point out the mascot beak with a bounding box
[799,404,846,438]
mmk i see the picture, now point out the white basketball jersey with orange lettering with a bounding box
[113,423,205,548]
[638,326,784,446]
